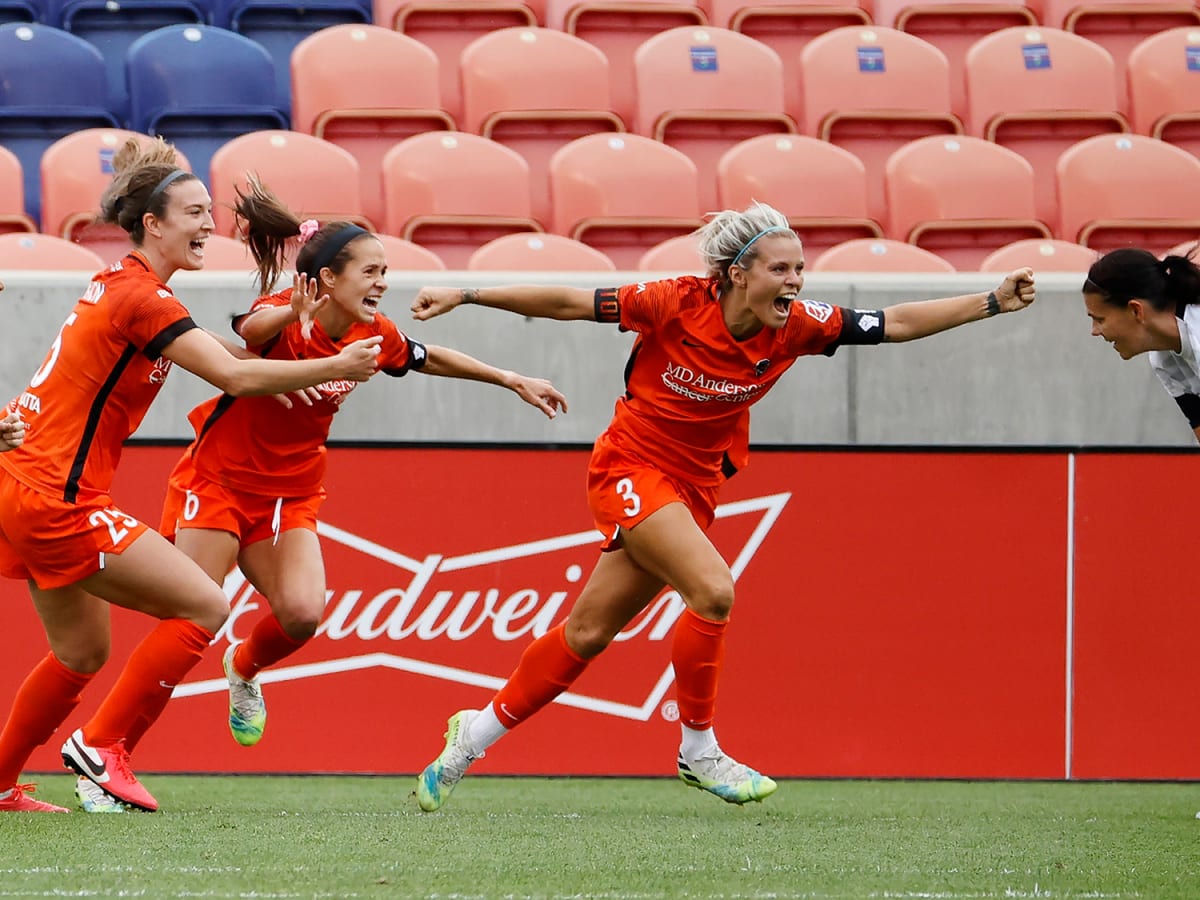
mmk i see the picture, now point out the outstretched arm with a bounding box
[412,285,596,322]
[883,268,1036,343]
[420,344,567,419]
[238,273,327,344]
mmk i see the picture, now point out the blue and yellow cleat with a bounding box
[677,749,778,805]
[75,776,125,814]
[223,644,266,747]
[415,710,483,812]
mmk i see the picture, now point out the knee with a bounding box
[685,575,735,621]
[57,643,109,675]
[273,595,322,642]
[563,618,615,659]
[193,589,230,636]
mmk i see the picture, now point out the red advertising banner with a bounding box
[0,446,1187,780]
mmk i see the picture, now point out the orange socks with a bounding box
[0,653,93,790]
[233,614,307,680]
[671,609,728,730]
[84,619,213,748]
[492,623,589,728]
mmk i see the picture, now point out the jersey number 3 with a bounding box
[615,477,641,517]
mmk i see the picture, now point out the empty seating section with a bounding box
[0,231,105,268]
[633,26,796,212]
[460,26,623,227]
[291,24,453,230]
[799,27,963,226]
[964,27,1129,227]
[1055,133,1200,254]
[3,3,1199,271]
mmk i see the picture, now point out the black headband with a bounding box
[305,224,368,279]
[146,169,188,208]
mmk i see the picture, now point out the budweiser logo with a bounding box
[175,492,790,721]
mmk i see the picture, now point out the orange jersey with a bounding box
[597,276,881,485]
[0,252,196,503]
[178,290,425,496]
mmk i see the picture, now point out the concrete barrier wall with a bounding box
[0,269,1188,446]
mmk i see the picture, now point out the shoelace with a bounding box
[11,782,38,798]
[691,749,752,782]
[230,674,263,719]
[109,744,139,786]
[439,730,483,783]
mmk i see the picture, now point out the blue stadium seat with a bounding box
[48,1,208,127]
[125,24,288,186]
[209,0,370,113]
[0,1,40,24]
[0,23,120,226]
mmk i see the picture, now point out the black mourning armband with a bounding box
[594,287,621,323]
[1175,393,1200,428]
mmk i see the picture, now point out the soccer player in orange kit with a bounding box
[110,177,565,798]
[0,138,382,813]
[409,202,1038,810]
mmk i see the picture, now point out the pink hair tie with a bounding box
[297,219,319,244]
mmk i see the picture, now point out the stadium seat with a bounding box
[374,233,447,270]
[0,145,37,236]
[548,132,703,269]
[637,233,706,273]
[381,131,544,268]
[716,134,883,262]
[210,0,370,114]
[0,232,106,270]
[291,25,455,230]
[799,26,963,225]
[0,1,39,25]
[48,0,207,127]
[460,27,624,227]
[1127,27,1200,158]
[701,0,872,122]
[545,0,707,129]
[376,0,537,124]
[1055,133,1200,254]
[196,233,255,270]
[1034,0,1200,102]
[208,130,374,238]
[0,23,121,227]
[41,128,193,264]
[633,26,796,212]
[964,27,1129,227]
[126,26,289,190]
[884,134,1052,269]
[873,0,1038,116]
[977,238,1099,272]
[809,237,957,271]
[1163,239,1200,259]
[468,232,617,270]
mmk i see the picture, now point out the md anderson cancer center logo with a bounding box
[175,492,791,722]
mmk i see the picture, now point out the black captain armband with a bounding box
[836,308,886,345]
[594,287,621,323]
[384,338,428,377]
[1174,393,1200,428]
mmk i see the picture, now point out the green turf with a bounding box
[1,776,1198,898]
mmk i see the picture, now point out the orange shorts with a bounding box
[160,465,325,549]
[586,432,719,552]
[0,470,149,589]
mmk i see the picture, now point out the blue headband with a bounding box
[146,169,188,208]
[731,225,788,267]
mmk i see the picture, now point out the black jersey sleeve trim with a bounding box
[143,316,198,360]
[1175,393,1200,427]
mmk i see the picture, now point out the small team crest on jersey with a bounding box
[754,359,770,377]
[156,289,173,298]
[802,299,834,322]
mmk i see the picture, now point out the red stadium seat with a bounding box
[460,26,624,227]
[198,233,255,271]
[545,0,707,128]
[977,238,1099,272]
[964,27,1129,227]
[381,131,543,268]
[374,233,447,270]
[716,134,883,262]
[1163,239,1200,258]
[1127,27,1200,158]
[637,233,706,273]
[375,0,537,123]
[810,237,957,271]
[885,134,1052,269]
[0,232,105,270]
[208,131,374,239]
[291,24,455,231]
[468,232,617,270]
[0,144,37,237]
[799,26,963,224]
[633,26,796,212]
[1055,133,1200,254]
[548,132,703,269]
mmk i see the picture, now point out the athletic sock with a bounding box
[491,623,589,729]
[671,608,727,730]
[0,653,93,789]
[234,614,307,680]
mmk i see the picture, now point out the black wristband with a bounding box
[986,292,1001,317]
[462,288,479,305]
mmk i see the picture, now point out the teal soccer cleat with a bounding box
[223,644,266,747]
[677,747,778,805]
[416,710,483,812]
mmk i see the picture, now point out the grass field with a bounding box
[1,775,1198,898]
